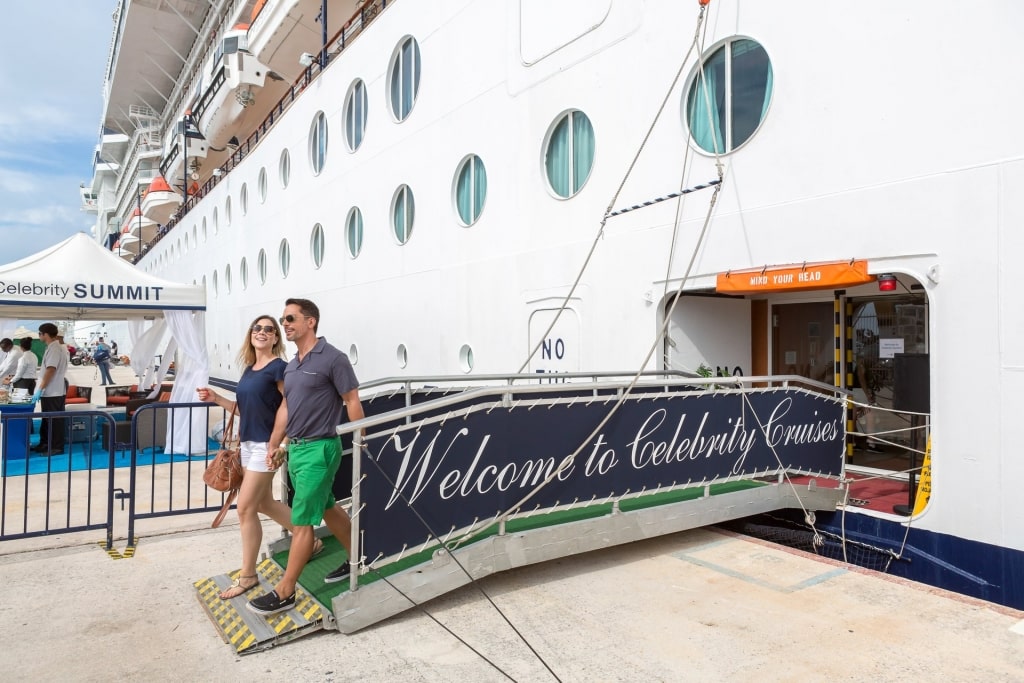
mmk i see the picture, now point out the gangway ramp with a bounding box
[196,374,849,648]
[195,557,333,654]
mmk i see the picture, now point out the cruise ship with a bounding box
[81,0,1024,622]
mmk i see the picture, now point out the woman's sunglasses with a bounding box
[251,324,277,334]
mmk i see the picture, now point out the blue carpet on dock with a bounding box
[2,435,220,476]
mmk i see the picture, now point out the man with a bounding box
[32,323,68,456]
[247,298,364,617]
[0,338,21,383]
[94,337,114,385]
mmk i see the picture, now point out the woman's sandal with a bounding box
[219,574,259,600]
[312,537,325,558]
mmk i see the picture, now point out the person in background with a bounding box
[94,337,114,385]
[7,338,37,393]
[247,298,364,617]
[32,323,68,456]
[196,315,323,600]
[852,333,882,453]
[0,339,21,384]
[111,340,119,358]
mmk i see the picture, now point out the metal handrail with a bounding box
[340,373,848,437]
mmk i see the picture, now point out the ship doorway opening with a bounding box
[770,288,930,477]
[846,292,929,474]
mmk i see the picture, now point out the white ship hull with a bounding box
[87,0,1024,610]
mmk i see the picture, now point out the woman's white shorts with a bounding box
[241,440,272,473]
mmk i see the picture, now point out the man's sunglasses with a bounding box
[251,325,276,334]
[279,314,306,324]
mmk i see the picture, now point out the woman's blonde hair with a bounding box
[237,314,287,368]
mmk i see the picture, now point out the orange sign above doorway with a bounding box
[716,260,875,294]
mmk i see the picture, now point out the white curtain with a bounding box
[128,319,168,389]
[163,310,209,455]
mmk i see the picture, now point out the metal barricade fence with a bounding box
[0,403,233,549]
[0,409,119,546]
[126,402,234,543]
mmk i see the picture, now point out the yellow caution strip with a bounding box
[194,557,327,654]
[96,537,139,560]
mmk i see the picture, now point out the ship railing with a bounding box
[138,0,397,260]
[358,370,848,424]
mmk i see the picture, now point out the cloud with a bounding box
[0,1,115,263]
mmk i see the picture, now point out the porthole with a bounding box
[544,109,595,198]
[310,111,328,175]
[224,263,232,294]
[240,183,248,215]
[183,233,189,253]
[212,270,218,297]
[391,185,415,244]
[396,343,408,369]
[202,217,208,242]
[279,148,291,189]
[685,38,773,154]
[349,344,359,365]
[279,238,291,277]
[346,207,363,258]
[388,37,421,122]
[257,248,267,284]
[225,196,232,226]
[454,154,487,226]
[459,344,474,373]
[192,224,197,245]
[240,257,248,290]
[258,167,268,203]
[344,79,368,151]
[310,223,325,269]
[212,206,219,234]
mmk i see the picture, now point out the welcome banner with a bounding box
[359,389,844,562]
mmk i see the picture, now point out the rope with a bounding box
[737,390,830,547]
[517,3,710,375]
[357,441,563,683]
[606,179,721,217]
[365,566,518,682]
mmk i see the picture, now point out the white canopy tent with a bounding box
[0,232,209,454]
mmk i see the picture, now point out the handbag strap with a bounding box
[211,489,238,528]
[221,403,238,447]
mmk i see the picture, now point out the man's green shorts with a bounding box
[288,436,342,526]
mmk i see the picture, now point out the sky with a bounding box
[0,1,118,263]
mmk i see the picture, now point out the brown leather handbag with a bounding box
[203,405,243,527]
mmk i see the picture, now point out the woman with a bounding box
[8,338,38,393]
[197,315,322,599]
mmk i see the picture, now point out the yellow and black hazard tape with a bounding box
[96,537,139,560]
[194,558,326,654]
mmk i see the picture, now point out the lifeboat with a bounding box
[159,114,208,189]
[123,207,159,244]
[118,231,142,254]
[247,0,349,82]
[111,241,135,261]
[194,25,279,150]
[140,176,181,225]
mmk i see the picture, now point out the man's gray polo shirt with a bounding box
[283,337,359,439]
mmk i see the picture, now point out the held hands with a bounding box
[266,443,287,470]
